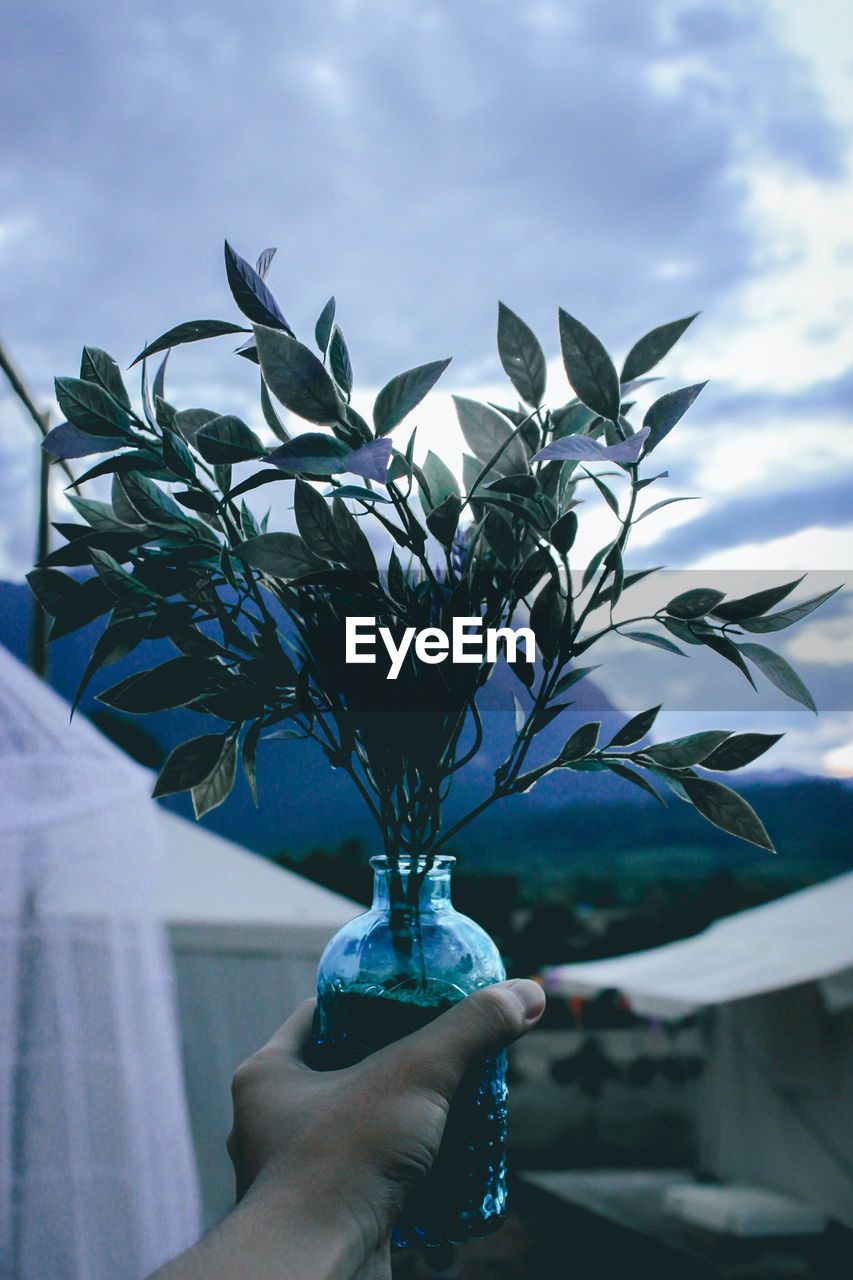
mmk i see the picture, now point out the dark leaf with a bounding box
[624,630,686,655]
[294,478,342,560]
[667,587,727,619]
[558,309,621,423]
[701,732,784,771]
[737,586,842,632]
[224,469,291,501]
[530,579,563,664]
[642,731,733,767]
[242,720,263,805]
[606,761,666,804]
[315,296,336,356]
[426,494,462,547]
[710,576,806,622]
[738,643,817,712]
[483,509,515,565]
[635,496,699,522]
[530,701,571,735]
[550,509,578,555]
[608,704,661,747]
[43,422,126,458]
[66,494,131,533]
[620,314,699,383]
[55,376,132,438]
[99,657,223,712]
[497,302,547,407]
[162,430,196,481]
[152,733,230,798]
[560,721,600,760]
[329,325,353,398]
[373,358,452,436]
[643,383,707,454]
[661,617,706,646]
[174,489,219,515]
[80,347,131,409]
[254,324,343,426]
[332,498,377,573]
[173,407,218,443]
[681,776,775,851]
[326,485,392,504]
[260,379,290,443]
[419,450,460,512]
[514,548,556,598]
[586,469,620,515]
[581,541,614,591]
[131,320,250,366]
[191,734,239,818]
[236,532,329,578]
[89,548,163,605]
[549,401,596,441]
[153,351,170,407]
[698,632,756,687]
[117,471,187,528]
[225,240,293,332]
[552,665,599,697]
[71,616,152,715]
[453,397,529,476]
[268,432,351,475]
[196,415,266,463]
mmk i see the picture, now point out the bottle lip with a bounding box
[369,854,455,873]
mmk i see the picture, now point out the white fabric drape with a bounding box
[0,646,201,1279]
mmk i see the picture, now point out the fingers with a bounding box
[383,979,545,1101]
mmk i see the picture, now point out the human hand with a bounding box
[227,979,545,1278]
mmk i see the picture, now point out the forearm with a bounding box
[149,1177,390,1280]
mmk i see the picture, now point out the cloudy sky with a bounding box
[2,0,851,775]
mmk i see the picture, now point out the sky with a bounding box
[1,0,852,777]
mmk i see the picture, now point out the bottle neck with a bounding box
[371,856,454,913]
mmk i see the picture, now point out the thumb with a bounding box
[384,979,545,1102]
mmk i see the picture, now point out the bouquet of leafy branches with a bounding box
[30,241,837,918]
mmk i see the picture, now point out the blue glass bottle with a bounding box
[309,855,507,1249]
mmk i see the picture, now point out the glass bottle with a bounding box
[309,854,507,1249]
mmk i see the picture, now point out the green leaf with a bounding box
[315,297,336,355]
[497,303,547,407]
[453,397,529,476]
[666,587,726,619]
[710,576,806,622]
[162,430,196,481]
[236,532,328,578]
[701,733,784,771]
[738,642,817,713]
[65,494,129,534]
[173,407,218,444]
[681,776,775,851]
[373,358,452,436]
[329,325,353,398]
[514,548,556,598]
[560,721,600,760]
[530,701,571,735]
[624,630,686,655]
[558,309,620,423]
[552,665,599,697]
[586,469,620,515]
[608,704,661,747]
[131,320,250,366]
[152,733,231,798]
[549,401,596,441]
[99,657,224,712]
[293,478,342,560]
[196,415,266,463]
[581,541,614,591]
[737,587,842,633]
[192,734,239,818]
[530,579,563,663]
[70,616,153,715]
[605,761,666,804]
[267,432,351,475]
[80,347,131,410]
[661,617,706,646]
[54,377,132,438]
[642,731,733,767]
[260,379,290,443]
[117,471,189,529]
[549,509,578,555]
[620,314,699,383]
[635,496,699,522]
[225,240,293,332]
[643,383,707,454]
[242,720,263,806]
[89,548,163,605]
[698,632,757,687]
[419,449,460,512]
[254,324,343,426]
[332,498,377,573]
[70,451,167,488]
[326,485,392,504]
[426,494,462,547]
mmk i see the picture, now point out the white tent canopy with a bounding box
[0,645,201,1280]
[544,872,853,1020]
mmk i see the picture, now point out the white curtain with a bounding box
[0,646,201,1279]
